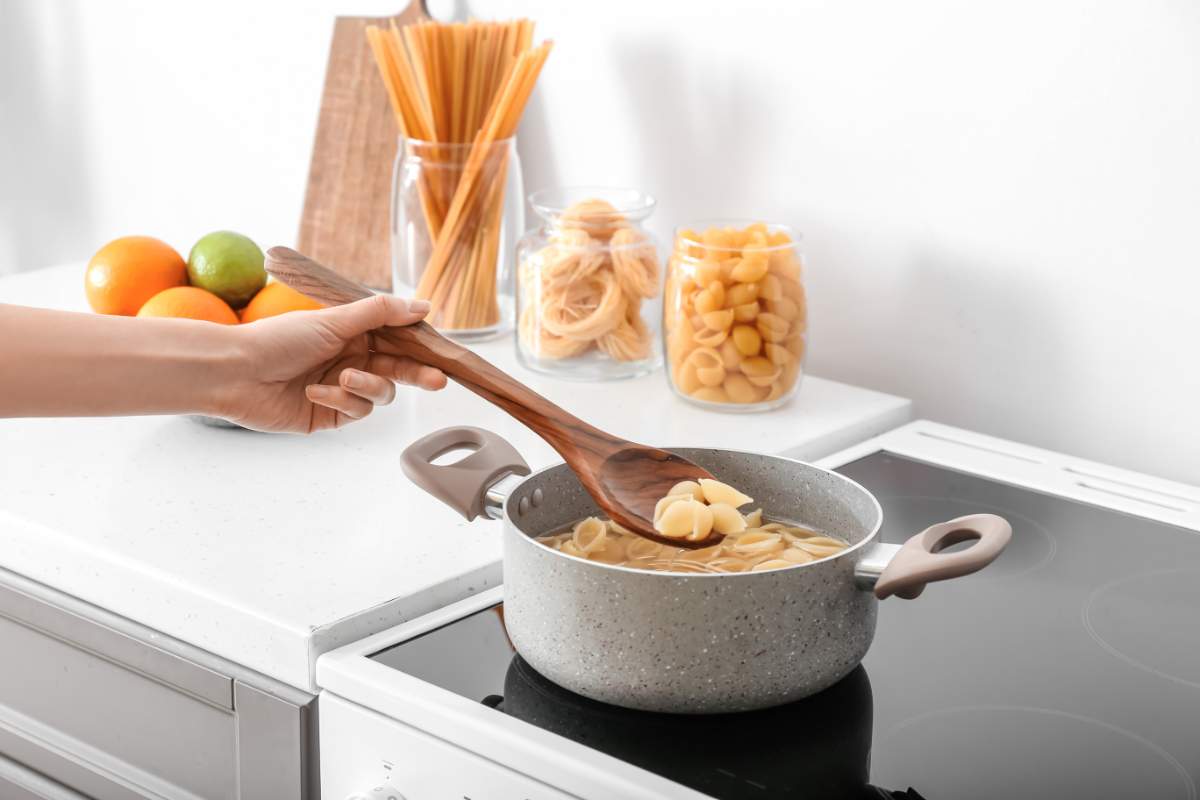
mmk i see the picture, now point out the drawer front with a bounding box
[0,613,237,800]
[0,751,90,800]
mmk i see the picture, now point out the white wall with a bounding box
[2,0,1198,484]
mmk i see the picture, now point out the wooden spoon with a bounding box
[263,246,723,549]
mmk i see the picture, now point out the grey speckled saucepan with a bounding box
[402,427,1011,713]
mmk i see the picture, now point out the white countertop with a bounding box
[0,263,912,691]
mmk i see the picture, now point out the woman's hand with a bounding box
[219,295,448,433]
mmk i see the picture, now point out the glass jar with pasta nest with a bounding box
[392,137,525,342]
[515,188,663,380]
[664,221,807,411]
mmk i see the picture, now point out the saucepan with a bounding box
[403,426,1011,714]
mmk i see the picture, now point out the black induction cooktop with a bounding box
[370,452,1200,799]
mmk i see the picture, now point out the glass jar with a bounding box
[664,221,807,411]
[515,187,663,380]
[391,137,524,341]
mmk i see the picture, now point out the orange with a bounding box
[239,281,324,323]
[137,286,239,324]
[85,236,188,315]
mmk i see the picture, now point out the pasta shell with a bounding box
[732,324,762,356]
[691,385,731,403]
[668,480,705,501]
[781,547,815,564]
[627,538,664,560]
[656,499,705,539]
[685,503,715,541]
[699,478,753,508]
[572,517,608,553]
[751,558,794,572]
[744,508,763,527]
[653,493,694,522]
[732,531,784,555]
[723,373,763,404]
[709,503,748,535]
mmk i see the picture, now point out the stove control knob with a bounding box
[347,786,406,800]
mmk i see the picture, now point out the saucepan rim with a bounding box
[503,447,885,579]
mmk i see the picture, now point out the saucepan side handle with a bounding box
[401,426,530,521]
[868,514,1012,600]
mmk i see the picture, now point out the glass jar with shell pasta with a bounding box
[664,221,807,411]
[515,188,663,380]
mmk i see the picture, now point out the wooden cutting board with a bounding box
[297,1,429,289]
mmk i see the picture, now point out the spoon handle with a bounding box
[263,247,615,463]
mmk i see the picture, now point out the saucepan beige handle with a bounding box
[401,426,530,521]
[867,514,1012,600]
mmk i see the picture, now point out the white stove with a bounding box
[317,421,1200,800]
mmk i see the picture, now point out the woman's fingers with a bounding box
[338,368,396,405]
[366,353,448,391]
[322,295,431,339]
[305,384,374,422]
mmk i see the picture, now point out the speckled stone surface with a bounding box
[503,448,884,713]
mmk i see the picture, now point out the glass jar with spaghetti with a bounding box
[515,188,663,380]
[664,221,807,411]
[392,137,524,341]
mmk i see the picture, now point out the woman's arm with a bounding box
[0,296,447,431]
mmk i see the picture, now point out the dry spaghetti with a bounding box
[366,19,552,331]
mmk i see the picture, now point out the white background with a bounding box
[2,0,1198,484]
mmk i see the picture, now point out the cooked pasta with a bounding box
[519,199,658,362]
[534,478,848,573]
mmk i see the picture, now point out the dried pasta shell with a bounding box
[699,478,753,507]
[691,385,730,403]
[709,503,748,535]
[740,356,782,388]
[764,380,790,402]
[693,260,722,286]
[759,273,783,302]
[767,296,800,322]
[744,508,763,527]
[731,255,769,283]
[732,302,759,322]
[695,281,726,314]
[674,360,703,393]
[764,343,792,366]
[719,338,741,370]
[701,309,735,332]
[756,312,790,343]
[732,324,762,356]
[725,282,759,307]
[693,326,729,348]
[723,373,763,404]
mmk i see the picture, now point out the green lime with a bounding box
[187,231,266,309]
